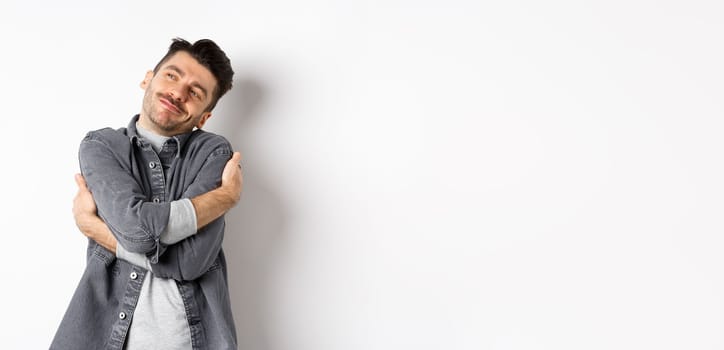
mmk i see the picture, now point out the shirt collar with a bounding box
[127,114,194,158]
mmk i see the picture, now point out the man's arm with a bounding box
[75,152,243,278]
[149,149,242,280]
[79,130,173,255]
[72,176,117,252]
[79,129,240,255]
[191,152,242,229]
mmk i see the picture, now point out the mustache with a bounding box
[158,93,186,113]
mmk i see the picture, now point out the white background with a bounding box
[1,0,723,349]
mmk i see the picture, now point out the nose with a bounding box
[169,88,188,103]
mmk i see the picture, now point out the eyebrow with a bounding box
[164,65,209,99]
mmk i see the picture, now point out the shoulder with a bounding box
[79,127,133,163]
[82,127,130,146]
[185,129,233,158]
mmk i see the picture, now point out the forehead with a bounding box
[158,51,217,91]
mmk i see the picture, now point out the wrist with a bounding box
[75,213,101,237]
[218,184,240,206]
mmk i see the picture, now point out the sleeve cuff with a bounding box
[159,198,198,245]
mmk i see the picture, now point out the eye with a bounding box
[166,72,176,80]
[190,90,198,98]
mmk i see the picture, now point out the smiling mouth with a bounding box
[159,96,183,114]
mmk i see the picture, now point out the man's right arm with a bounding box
[79,131,171,256]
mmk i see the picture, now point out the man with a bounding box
[52,38,242,350]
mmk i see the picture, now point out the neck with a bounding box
[136,121,170,152]
[137,113,181,137]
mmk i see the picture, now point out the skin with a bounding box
[139,51,217,136]
[74,51,242,253]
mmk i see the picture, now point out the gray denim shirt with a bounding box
[51,115,238,350]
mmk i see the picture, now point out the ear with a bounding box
[140,70,154,90]
[196,112,213,129]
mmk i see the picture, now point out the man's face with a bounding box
[139,51,218,136]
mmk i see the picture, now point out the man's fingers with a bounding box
[75,173,87,189]
[224,152,243,175]
[230,152,242,166]
[73,173,97,216]
[221,152,244,203]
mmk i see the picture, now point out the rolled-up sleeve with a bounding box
[160,198,198,244]
[79,131,171,256]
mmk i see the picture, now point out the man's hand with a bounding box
[73,174,118,253]
[72,174,97,226]
[191,152,244,229]
[221,152,244,204]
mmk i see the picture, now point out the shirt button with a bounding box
[153,197,160,203]
[130,272,138,280]
[149,162,157,169]
[119,312,127,320]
